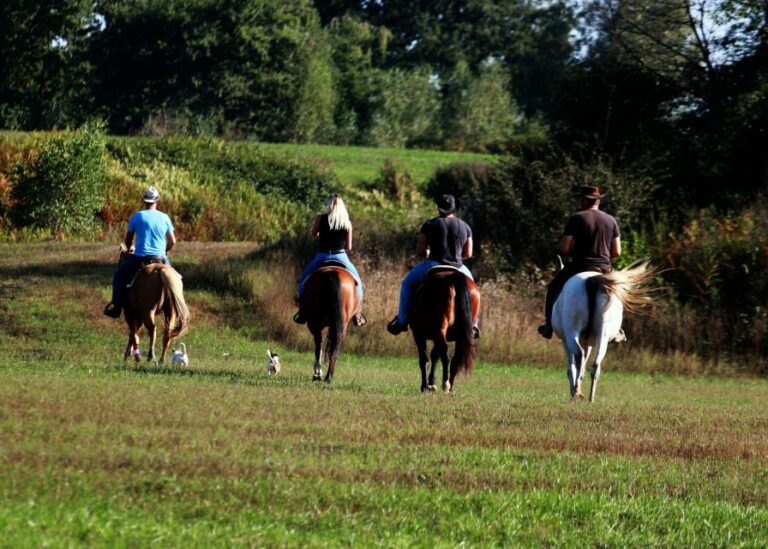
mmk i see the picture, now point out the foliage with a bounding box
[364,67,442,148]
[443,59,519,152]
[11,124,107,236]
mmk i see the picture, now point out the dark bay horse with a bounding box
[119,248,190,364]
[298,265,359,383]
[408,268,480,393]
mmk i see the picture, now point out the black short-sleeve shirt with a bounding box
[317,214,348,251]
[563,209,620,267]
[420,216,472,267]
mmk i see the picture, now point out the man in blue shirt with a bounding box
[103,186,176,318]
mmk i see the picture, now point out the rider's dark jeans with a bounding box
[544,262,612,325]
[110,255,169,306]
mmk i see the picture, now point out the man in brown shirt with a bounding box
[537,185,621,339]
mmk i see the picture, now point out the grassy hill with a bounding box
[1,242,767,545]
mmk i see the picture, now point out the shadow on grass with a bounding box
[116,362,367,392]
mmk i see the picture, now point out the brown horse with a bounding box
[298,265,359,383]
[408,268,480,393]
[119,248,190,364]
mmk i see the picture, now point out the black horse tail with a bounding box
[327,271,344,361]
[451,273,477,375]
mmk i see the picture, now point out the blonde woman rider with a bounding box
[294,193,366,326]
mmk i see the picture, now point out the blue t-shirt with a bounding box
[127,209,174,257]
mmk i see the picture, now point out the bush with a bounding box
[11,124,107,236]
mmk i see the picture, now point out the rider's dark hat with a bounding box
[437,194,456,214]
[579,185,605,199]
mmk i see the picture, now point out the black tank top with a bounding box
[317,214,347,251]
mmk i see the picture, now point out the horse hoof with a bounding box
[427,385,437,392]
[312,375,322,381]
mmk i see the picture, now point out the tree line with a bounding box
[2,0,767,206]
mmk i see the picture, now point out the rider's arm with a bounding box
[311,215,321,238]
[166,231,176,254]
[462,236,473,259]
[559,235,573,257]
[124,231,135,253]
[415,233,429,257]
[345,224,353,252]
[611,237,621,258]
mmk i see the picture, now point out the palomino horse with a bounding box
[298,264,359,383]
[552,261,656,402]
[408,268,480,393]
[119,247,190,364]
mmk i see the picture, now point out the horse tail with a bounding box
[327,271,344,359]
[593,260,658,315]
[160,267,190,339]
[451,273,477,375]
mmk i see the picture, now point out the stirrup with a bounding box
[293,311,306,325]
[472,325,481,339]
[537,324,553,339]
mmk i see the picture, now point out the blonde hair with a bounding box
[324,193,351,230]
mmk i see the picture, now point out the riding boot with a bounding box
[103,302,122,318]
[386,316,407,335]
[537,324,553,339]
[472,321,481,339]
[353,311,367,327]
[293,311,306,324]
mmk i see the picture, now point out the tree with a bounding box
[0,0,97,129]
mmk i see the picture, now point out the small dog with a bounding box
[267,349,281,374]
[171,343,189,368]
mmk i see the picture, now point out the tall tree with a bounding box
[0,0,97,129]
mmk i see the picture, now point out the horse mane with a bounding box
[595,260,659,316]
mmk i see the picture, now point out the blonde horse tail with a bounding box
[160,267,190,338]
[597,260,659,315]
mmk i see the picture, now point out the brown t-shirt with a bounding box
[562,209,620,267]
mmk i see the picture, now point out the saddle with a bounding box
[415,265,467,294]
[125,256,166,288]
[303,260,359,286]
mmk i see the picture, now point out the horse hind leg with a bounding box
[436,341,451,394]
[416,336,431,392]
[589,337,610,403]
[427,345,439,392]
[311,330,323,381]
[564,338,584,400]
[144,312,158,363]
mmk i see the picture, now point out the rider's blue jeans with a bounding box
[298,251,363,304]
[396,260,473,325]
[111,255,170,306]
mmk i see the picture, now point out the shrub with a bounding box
[11,124,107,236]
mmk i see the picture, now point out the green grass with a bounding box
[257,142,495,187]
[1,242,768,546]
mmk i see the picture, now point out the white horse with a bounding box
[552,261,656,402]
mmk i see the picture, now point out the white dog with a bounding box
[267,349,281,374]
[171,343,189,368]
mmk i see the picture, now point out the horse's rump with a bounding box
[301,267,358,329]
[126,264,189,338]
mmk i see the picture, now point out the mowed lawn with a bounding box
[1,243,768,546]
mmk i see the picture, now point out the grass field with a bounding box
[256,142,495,187]
[2,242,768,546]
